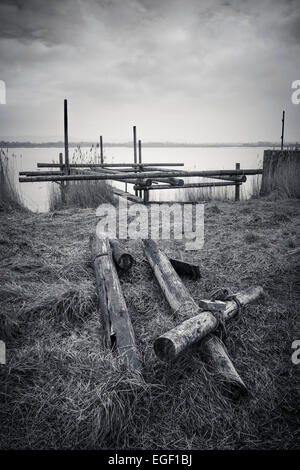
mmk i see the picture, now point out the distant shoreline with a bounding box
[0,141,291,149]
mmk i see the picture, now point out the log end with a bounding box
[118,253,134,270]
[154,337,176,361]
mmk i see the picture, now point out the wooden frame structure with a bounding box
[18,99,263,202]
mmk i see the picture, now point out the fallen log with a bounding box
[110,239,134,271]
[153,285,263,361]
[200,335,247,398]
[142,239,247,395]
[90,234,140,370]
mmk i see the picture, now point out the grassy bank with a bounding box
[0,198,299,449]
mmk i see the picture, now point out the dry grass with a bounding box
[261,151,300,199]
[0,148,25,212]
[0,199,299,449]
[49,145,115,210]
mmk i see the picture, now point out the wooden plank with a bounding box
[142,239,247,396]
[90,234,140,370]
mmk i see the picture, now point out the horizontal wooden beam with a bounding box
[143,167,247,182]
[19,169,262,183]
[37,162,185,168]
[19,170,65,176]
[134,181,241,190]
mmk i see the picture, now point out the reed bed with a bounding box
[0,148,25,211]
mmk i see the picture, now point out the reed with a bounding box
[49,145,115,209]
[0,148,25,211]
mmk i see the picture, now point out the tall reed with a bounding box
[0,148,25,211]
[49,145,115,210]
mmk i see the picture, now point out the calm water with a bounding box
[8,146,265,212]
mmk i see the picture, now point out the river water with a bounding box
[7,146,267,212]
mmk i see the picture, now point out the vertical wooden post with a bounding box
[143,188,149,203]
[235,163,240,201]
[133,126,137,165]
[138,139,142,198]
[133,126,138,196]
[281,110,285,151]
[59,152,66,204]
[100,135,104,164]
[64,99,70,175]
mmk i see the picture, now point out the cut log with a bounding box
[200,335,247,399]
[169,257,201,279]
[142,239,247,396]
[90,234,140,370]
[154,285,263,361]
[110,239,134,271]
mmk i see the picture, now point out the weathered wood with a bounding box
[169,257,201,279]
[112,187,144,203]
[142,239,247,395]
[281,110,285,151]
[100,135,103,164]
[153,177,185,186]
[90,234,140,370]
[153,284,263,361]
[110,239,134,271]
[90,167,153,187]
[134,181,241,191]
[200,335,247,398]
[37,162,185,168]
[144,167,247,182]
[235,163,240,201]
[19,171,65,176]
[20,169,262,183]
[64,99,70,174]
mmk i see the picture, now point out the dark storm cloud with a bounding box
[0,0,299,141]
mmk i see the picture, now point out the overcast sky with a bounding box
[0,0,299,142]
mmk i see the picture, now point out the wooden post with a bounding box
[235,163,240,201]
[143,188,149,203]
[64,99,70,175]
[59,152,66,204]
[133,126,138,196]
[100,135,104,164]
[90,234,140,370]
[138,139,142,198]
[281,110,285,151]
[142,239,248,396]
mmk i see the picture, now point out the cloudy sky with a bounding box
[0,0,299,142]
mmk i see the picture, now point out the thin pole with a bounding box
[64,99,69,174]
[133,126,137,195]
[133,126,137,165]
[138,139,142,198]
[281,110,285,151]
[235,163,240,201]
[59,152,66,204]
[100,135,104,164]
